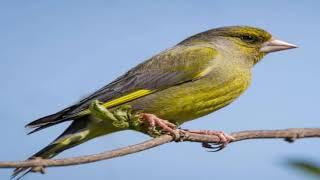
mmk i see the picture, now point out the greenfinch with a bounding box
[13,26,297,178]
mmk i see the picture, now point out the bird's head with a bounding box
[180,26,297,64]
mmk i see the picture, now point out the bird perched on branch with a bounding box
[12,26,297,179]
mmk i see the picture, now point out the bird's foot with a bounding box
[183,129,235,151]
[140,113,177,137]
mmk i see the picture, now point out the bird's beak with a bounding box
[260,38,298,53]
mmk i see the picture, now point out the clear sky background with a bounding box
[1,1,319,179]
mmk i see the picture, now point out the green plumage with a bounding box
[13,26,297,179]
[129,45,252,123]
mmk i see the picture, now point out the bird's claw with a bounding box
[202,142,226,152]
[182,129,234,151]
[140,113,177,137]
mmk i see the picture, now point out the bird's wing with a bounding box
[74,45,218,112]
[26,45,218,132]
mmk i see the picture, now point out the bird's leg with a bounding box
[182,129,235,151]
[139,113,177,137]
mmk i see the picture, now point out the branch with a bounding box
[0,128,319,169]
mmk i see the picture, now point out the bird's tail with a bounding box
[11,117,113,179]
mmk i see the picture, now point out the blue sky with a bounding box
[1,1,319,179]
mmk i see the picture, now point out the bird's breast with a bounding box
[130,68,251,124]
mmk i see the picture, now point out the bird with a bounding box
[12,26,297,179]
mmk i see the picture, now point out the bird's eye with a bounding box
[240,35,258,43]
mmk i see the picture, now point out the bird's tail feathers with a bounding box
[12,119,94,179]
[25,105,79,135]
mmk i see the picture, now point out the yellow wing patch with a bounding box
[76,89,153,117]
[102,89,153,108]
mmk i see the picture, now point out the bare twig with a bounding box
[0,128,319,169]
